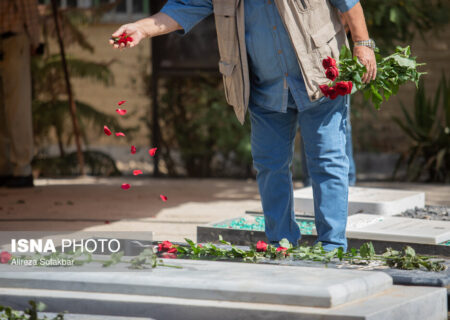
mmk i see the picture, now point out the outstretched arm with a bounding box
[110,12,182,49]
[110,0,213,49]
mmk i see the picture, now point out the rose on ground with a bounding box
[115,132,125,137]
[256,240,268,252]
[158,240,174,252]
[160,194,168,202]
[116,109,127,115]
[149,147,157,157]
[322,56,336,69]
[103,125,112,136]
[131,145,136,154]
[0,251,11,264]
[133,170,143,176]
[121,183,131,190]
[325,66,339,81]
[167,247,178,253]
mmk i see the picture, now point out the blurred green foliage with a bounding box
[31,3,135,175]
[363,0,449,52]
[393,75,450,182]
[154,76,252,177]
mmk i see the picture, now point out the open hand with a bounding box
[353,46,377,83]
[109,23,146,49]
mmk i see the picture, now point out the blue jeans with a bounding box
[300,101,356,187]
[249,94,350,251]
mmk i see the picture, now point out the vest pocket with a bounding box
[213,0,237,42]
[310,22,342,49]
[218,60,238,107]
[213,0,236,17]
[293,0,311,12]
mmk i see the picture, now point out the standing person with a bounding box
[0,0,41,188]
[110,0,376,251]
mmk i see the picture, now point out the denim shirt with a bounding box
[161,0,358,113]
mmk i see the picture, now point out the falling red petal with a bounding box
[160,194,168,202]
[131,145,136,154]
[118,100,126,106]
[116,109,127,115]
[133,170,143,176]
[104,125,112,136]
[149,147,158,156]
[121,183,131,190]
[115,132,125,137]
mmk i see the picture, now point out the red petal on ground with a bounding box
[121,183,131,190]
[104,220,110,224]
[131,145,137,154]
[160,194,168,202]
[133,170,143,176]
[115,132,125,137]
[149,147,158,156]
[118,100,126,106]
[103,125,112,136]
[116,109,127,115]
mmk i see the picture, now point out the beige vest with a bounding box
[212,0,349,124]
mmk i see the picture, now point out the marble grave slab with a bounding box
[294,186,425,216]
[346,214,450,244]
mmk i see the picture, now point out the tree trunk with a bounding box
[50,0,85,175]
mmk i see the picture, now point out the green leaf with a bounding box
[390,55,416,69]
[404,246,416,257]
[184,238,197,249]
[352,72,362,85]
[279,238,291,249]
[360,242,375,258]
[337,247,344,260]
[363,88,372,101]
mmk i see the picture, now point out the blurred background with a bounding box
[16,0,450,182]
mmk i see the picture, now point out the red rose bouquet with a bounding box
[320,46,425,109]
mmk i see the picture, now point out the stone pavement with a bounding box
[0,177,448,242]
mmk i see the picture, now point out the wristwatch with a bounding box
[354,38,376,50]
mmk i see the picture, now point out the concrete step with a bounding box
[0,259,446,320]
[0,259,393,308]
[0,286,445,320]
